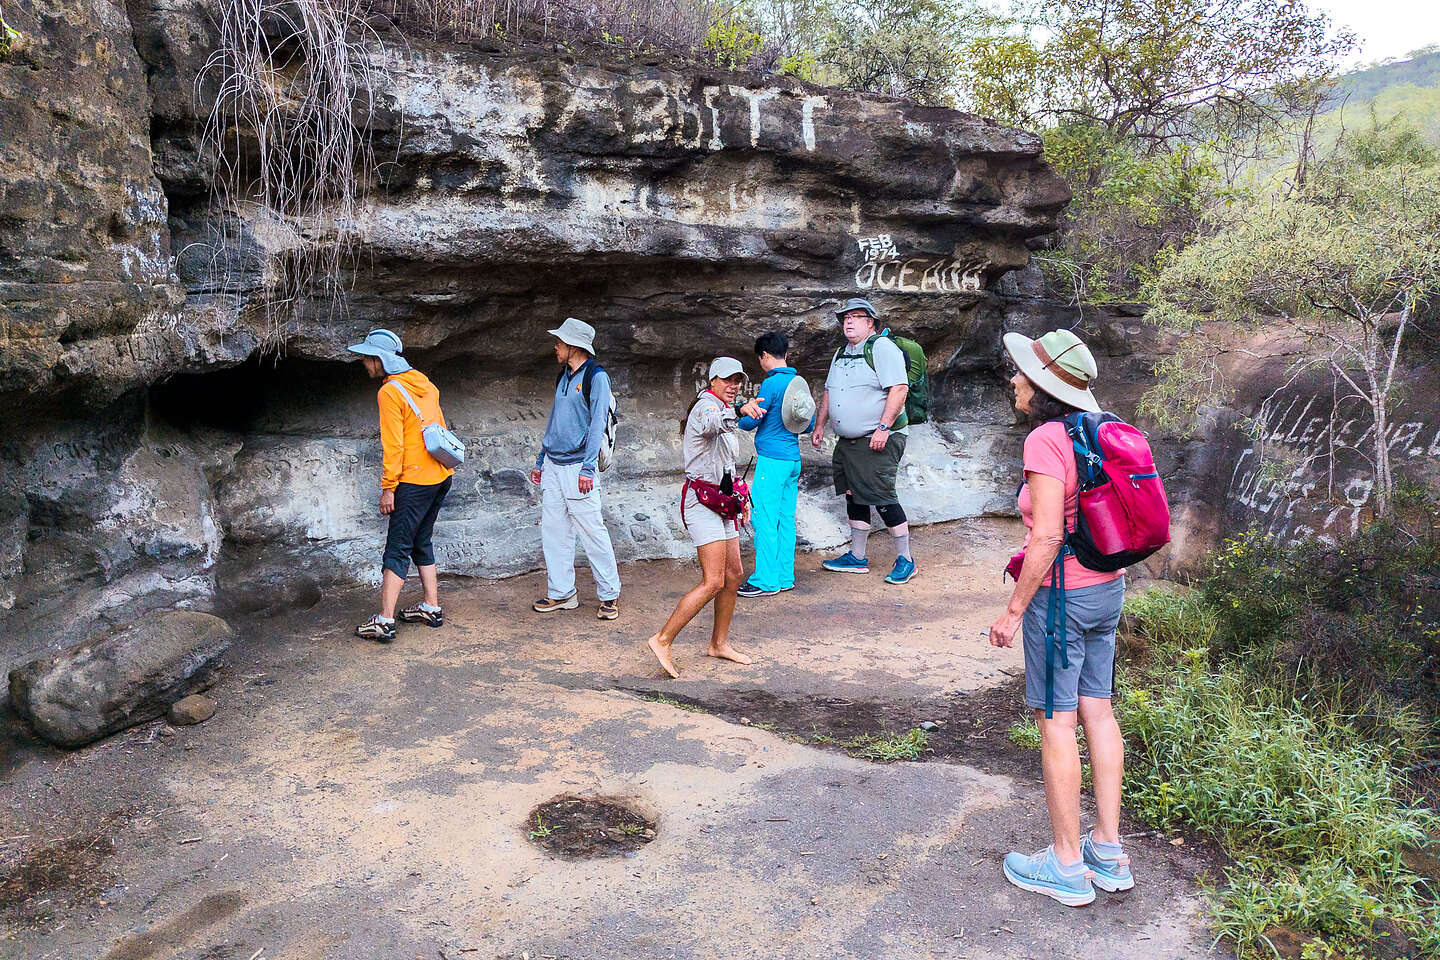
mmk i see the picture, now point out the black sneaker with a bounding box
[355,616,396,643]
[736,580,779,598]
[398,604,443,627]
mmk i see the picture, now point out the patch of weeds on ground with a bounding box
[822,728,931,762]
[640,692,705,713]
[1008,718,1042,750]
[1120,544,1440,960]
[527,813,556,841]
[619,822,646,837]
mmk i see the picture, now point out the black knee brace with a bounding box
[845,496,872,524]
[875,502,907,527]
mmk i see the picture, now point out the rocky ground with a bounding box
[0,519,1220,960]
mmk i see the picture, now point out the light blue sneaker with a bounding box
[822,551,870,574]
[1002,846,1096,907]
[885,555,916,584]
[1081,832,1134,892]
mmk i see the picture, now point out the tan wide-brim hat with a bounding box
[1002,329,1101,413]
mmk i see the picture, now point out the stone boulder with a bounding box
[167,693,216,726]
[8,610,233,747]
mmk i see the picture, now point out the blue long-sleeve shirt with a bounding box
[738,366,813,461]
[536,360,612,476]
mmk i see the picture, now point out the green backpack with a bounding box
[836,330,930,428]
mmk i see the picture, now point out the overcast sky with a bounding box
[1310,0,1440,66]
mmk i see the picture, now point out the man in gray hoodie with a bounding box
[529,318,621,620]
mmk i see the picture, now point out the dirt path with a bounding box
[0,519,1219,959]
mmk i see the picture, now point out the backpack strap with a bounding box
[864,333,910,431]
[1043,546,1072,720]
[1061,412,1103,487]
[581,361,606,407]
[386,380,429,427]
[557,359,602,406]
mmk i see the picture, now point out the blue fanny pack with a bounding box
[387,381,466,469]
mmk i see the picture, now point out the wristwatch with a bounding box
[877,422,892,432]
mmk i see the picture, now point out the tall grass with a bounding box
[1121,586,1440,959]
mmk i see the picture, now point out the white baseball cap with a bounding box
[708,356,745,380]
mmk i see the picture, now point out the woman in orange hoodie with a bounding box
[348,329,455,643]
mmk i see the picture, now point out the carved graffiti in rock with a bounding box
[853,235,987,294]
[1226,391,1440,544]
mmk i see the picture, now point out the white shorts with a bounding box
[682,489,739,547]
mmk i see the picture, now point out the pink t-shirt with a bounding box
[1018,421,1126,589]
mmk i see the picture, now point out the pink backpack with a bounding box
[1062,412,1171,570]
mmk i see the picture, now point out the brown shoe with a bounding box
[597,598,619,620]
[533,594,580,613]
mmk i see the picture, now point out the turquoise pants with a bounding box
[750,455,801,591]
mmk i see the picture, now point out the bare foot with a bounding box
[647,634,680,679]
[707,643,752,665]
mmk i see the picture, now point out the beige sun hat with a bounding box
[780,375,817,433]
[1002,329,1101,413]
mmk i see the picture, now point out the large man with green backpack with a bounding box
[811,298,929,585]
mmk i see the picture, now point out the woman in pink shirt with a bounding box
[987,329,1132,907]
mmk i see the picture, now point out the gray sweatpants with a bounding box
[540,457,621,602]
[1022,577,1126,713]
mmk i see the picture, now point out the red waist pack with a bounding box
[682,477,750,524]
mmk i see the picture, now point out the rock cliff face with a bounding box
[0,0,1070,668]
[6,4,1432,683]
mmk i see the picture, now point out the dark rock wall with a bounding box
[0,1,1076,669]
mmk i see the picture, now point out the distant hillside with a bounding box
[1326,45,1440,108]
[1310,46,1440,148]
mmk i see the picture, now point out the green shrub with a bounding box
[1118,660,1439,957]
[1197,504,1440,735]
[1120,671,1434,869]
[703,15,764,70]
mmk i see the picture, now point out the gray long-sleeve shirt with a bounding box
[682,391,739,484]
[536,360,612,476]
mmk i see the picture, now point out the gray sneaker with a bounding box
[1081,832,1134,892]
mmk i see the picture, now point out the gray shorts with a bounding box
[683,489,739,547]
[1022,577,1125,713]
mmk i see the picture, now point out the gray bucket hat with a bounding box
[347,328,412,376]
[834,298,879,322]
[548,317,597,354]
[781,375,817,434]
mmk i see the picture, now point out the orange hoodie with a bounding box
[378,370,454,490]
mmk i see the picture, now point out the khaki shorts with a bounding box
[683,488,739,547]
[832,433,907,505]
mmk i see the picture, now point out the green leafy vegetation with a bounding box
[1007,718,1041,750]
[1118,506,1440,959]
[955,0,1350,303]
[640,692,706,713]
[810,727,932,761]
[527,812,556,840]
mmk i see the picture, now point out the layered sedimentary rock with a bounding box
[0,0,1072,670]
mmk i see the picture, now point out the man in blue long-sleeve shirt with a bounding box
[737,331,814,597]
[529,318,621,619]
